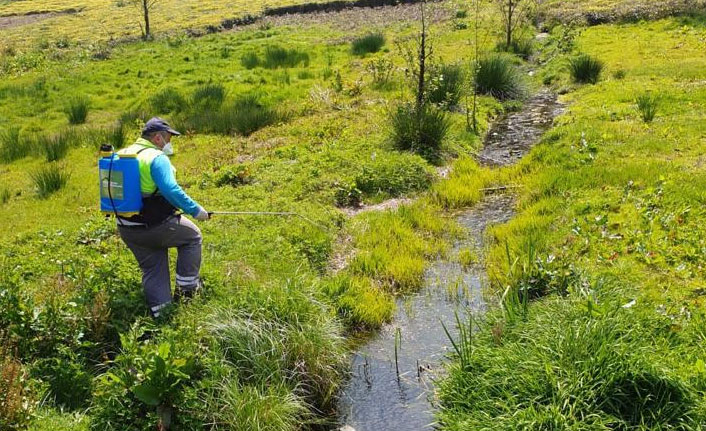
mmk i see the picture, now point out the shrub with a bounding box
[427,63,465,107]
[351,32,385,55]
[39,132,70,162]
[390,102,450,162]
[474,54,526,100]
[354,153,433,198]
[64,96,89,124]
[366,58,395,88]
[636,92,659,123]
[214,164,252,187]
[262,46,309,68]
[0,127,33,163]
[334,181,362,207]
[150,87,187,114]
[31,163,70,199]
[569,54,603,84]
[191,83,226,109]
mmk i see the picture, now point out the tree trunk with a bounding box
[506,0,513,47]
[416,1,426,112]
[143,0,151,39]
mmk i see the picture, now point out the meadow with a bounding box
[2,0,706,429]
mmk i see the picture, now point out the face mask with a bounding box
[162,142,174,156]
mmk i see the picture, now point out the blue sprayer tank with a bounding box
[99,144,142,217]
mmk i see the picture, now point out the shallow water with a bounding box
[336,89,563,431]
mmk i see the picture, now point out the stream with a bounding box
[336,90,564,431]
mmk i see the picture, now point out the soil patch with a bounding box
[0,9,78,30]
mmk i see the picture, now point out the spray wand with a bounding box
[208,211,330,232]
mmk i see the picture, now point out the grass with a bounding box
[262,46,310,69]
[39,132,70,162]
[351,32,385,56]
[569,53,604,84]
[0,127,33,163]
[30,162,70,198]
[636,92,659,123]
[474,54,526,100]
[390,103,451,163]
[64,96,89,124]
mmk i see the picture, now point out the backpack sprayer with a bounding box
[98,144,329,231]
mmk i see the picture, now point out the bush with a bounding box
[474,54,526,100]
[636,92,659,123]
[39,132,70,162]
[65,96,89,125]
[390,103,450,162]
[191,83,226,109]
[150,87,187,114]
[427,63,465,107]
[213,164,252,187]
[240,52,260,69]
[354,153,433,198]
[334,181,362,207]
[262,46,309,69]
[569,54,604,84]
[351,32,385,56]
[0,127,33,163]
[31,163,70,199]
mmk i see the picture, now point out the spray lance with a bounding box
[207,210,331,233]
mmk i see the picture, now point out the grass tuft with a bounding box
[64,97,90,125]
[351,32,385,56]
[636,92,659,123]
[0,127,33,163]
[390,103,450,163]
[474,54,526,100]
[39,132,70,162]
[569,54,604,84]
[150,87,187,114]
[191,83,226,109]
[31,163,70,199]
[262,46,310,69]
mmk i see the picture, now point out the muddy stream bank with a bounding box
[335,90,564,430]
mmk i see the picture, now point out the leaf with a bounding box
[695,359,706,374]
[132,383,161,406]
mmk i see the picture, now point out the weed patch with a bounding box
[351,32,386,55]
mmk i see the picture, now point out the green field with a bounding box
[2,0,706,429]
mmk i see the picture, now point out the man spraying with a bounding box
[116,117,210,318]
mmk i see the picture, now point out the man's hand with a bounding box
[194,207,210,221]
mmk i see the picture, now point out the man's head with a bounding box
[141,117,181,150]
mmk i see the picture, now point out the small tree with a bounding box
[129,0,163,40]
[496,0,536,48]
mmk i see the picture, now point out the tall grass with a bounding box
[439,293,706,429]
[191,83,226,109]
[0,187,10,205]
[240,51,260,69]
[496,38,535,60]
[0,127,33,163]
[569,54,604,84]
[351,32,385,56]
[474,55,525,100]
[636,92,659,123]
[390,103,450,162]
[39,132,70,162]
[150,87,187,114]
[427,64,465,107]
[31,163,70,199]
[64,97,90,125]
[262,46,309,69]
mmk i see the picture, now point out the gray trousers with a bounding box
[118,215,202,315]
